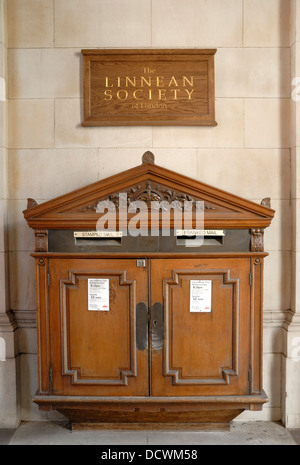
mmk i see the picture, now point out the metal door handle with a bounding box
[136,302,148,351]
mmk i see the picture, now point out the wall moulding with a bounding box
[0,311,17,332]
[283,310,300,332]
[263,310,290,328]
[13,310,36,329]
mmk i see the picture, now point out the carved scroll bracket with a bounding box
[251,229,264,253]
[35,230,48,253]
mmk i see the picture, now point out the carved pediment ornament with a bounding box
[142,151,155,165]
[27,198,38,209]
[261,198,271,208]
[80,180,215,213]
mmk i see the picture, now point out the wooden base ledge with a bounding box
[34,393,268,431]
[72,422,231,432]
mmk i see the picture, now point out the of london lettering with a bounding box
[103,67,195,109]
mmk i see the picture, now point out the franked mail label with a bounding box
[176,230,224,237]
[190,280,212,313]
[88,279,109,311]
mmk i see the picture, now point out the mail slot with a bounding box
[23,152,275,430]
[48,228,250,253]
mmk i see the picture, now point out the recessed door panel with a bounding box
[150,258,251,397]
[49,258,149,396]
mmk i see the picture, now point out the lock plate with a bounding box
[151,302,164,351]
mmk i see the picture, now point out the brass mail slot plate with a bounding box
[74,231,123,238]
[176,230,225,237]
[81,49,217,127]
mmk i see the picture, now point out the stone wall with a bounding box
[0,0,19,428]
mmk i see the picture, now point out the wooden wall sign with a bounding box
[81,49,217,127]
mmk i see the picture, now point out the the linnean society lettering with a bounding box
[104,69,195,108]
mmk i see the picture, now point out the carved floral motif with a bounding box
[81,180,215,212]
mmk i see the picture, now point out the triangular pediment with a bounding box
[23,152,275,230]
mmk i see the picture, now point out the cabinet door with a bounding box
[48,258,149,397]
[150,258,251,397]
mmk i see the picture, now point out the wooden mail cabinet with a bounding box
[23,152,274,430]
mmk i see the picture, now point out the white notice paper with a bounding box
[88,279,109,311]
[190,280,212,313]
